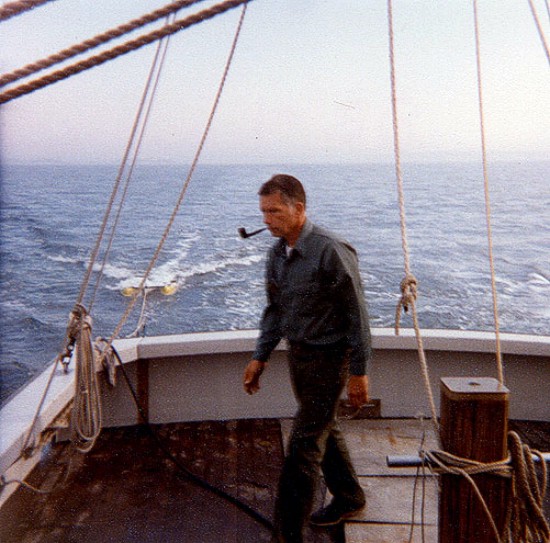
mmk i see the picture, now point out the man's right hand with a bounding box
[243,359,266,395]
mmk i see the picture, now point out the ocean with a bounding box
[1,161,549,406]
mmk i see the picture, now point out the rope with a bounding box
[18,356,60,456]
[87,14,175,312]
[94,338,117,387]
[527,0,550,65]
[70,305,102,453]
[408,423,431,543]
[508,431,550,542]
[424,448,510,543]
[0,0,208,88]
[4,1,247,471]
[0,0,54,22]
[103,1,249,350]
[472,0,505,386]
[394,273,417,334]
[420,431,550,543]
[125,289,150,338]
[0,0,253,104]
[386,0,440,438]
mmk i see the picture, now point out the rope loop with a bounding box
[70,304,102,453]
[394,273,418,334]
[419,431,550,543]
[423,449,512,478]
[507,431,550,542]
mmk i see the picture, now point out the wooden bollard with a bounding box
[439,377,510,543]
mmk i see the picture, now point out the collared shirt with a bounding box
[253,219,371,375]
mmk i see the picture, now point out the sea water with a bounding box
[1,161,549,405]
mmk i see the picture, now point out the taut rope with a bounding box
[104,2,249,347]
[0,0,54,22]
[387,0,440,438]
[527,0,550,65]
[0,0,208,88]
[0,0,253,104]
[473,0,505,386]
[87,14,176,313]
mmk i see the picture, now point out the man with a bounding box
[243,174,371,543]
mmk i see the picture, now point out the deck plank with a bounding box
[1,418,547,542]
[0,420,283,543]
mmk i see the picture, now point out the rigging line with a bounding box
[77,14,177,310]
[88,15,175,312]
[386,0,440,439]
[0,0,208,88]
[19,357,61,455]
[472,0,505,386]
[105,1,249,348]
[126,288,150,338]
[0,0,254,104]
[527,0,550,64]
[0,0,54,23]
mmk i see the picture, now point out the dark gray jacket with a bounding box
[253,219,371,375]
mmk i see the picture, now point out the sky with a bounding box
[0,0,548,164]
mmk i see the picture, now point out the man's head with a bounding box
[258,174,307,246]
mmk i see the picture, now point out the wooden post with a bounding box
[439,377,510,543]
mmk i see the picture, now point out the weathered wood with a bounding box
[439,377,510,543]
[0,420,282,543]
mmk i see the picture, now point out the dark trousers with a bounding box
[273,343,365,543]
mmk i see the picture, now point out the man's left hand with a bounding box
[347,375,369,408]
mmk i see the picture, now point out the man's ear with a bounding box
[295,201,306,216]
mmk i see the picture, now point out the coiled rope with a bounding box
[69,305,102,453]
[0,0,253,104]
[507,431,550,542]
[0,0,54,22]
[419,431,549,543]
[0,0,208,88]
[387,0,440,439]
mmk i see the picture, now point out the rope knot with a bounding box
[394,273,418,335]
[67,303,91,338]
[94,338,117,387]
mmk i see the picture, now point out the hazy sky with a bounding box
[1,0,548,164]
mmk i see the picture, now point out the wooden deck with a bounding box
[0,418,548,542]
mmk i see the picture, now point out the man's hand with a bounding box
[347,375,369,408]
[243,359,266,395]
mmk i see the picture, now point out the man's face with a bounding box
[260,192,304,241]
